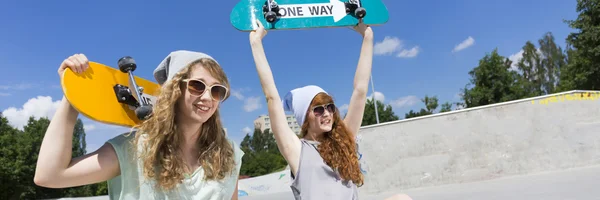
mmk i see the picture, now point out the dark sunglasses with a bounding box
[311,103,336,117]
[182,79,228,102]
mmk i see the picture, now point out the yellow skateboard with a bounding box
[60,56,159,127]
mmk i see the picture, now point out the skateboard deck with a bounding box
[60,57,159,128]
[230,0,389,31]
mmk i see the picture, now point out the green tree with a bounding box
[239,128,287,177]
[0,115,105,199]
[421,95,439,113]
[558,0,600,91]
[360,98,399,126]
[14,117,63,199]
[538,32,567,94]
[515,41,544,97]
[404,108,431,119]
[0,113,21,199]
[439,102,453,113]
[461,48,524,108]
[404,95,454,119]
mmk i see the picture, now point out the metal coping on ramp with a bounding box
[360,90,600,129]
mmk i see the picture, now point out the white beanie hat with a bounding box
[153,50,218,85]
[282,85,328,126]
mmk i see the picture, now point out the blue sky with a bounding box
[0,0,579,153]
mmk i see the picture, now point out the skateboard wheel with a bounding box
[265,11,277,23]
[135,105,153,120]
[118,56,137,73]
[355,7,366,18]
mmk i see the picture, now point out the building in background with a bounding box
[253,114,301,135]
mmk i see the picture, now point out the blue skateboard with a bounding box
[230,0,389,31]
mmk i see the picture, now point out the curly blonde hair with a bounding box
[300,93,364,186]
[131,58,235,191]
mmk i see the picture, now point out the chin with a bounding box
[319,126,333,132]
[188,109,214,124]
[189,115,208,124]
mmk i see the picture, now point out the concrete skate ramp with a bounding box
[238,90,600,199]
[356,90,600,195]
[237,166,293,197]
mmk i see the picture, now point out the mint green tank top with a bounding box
[105,132,244,200]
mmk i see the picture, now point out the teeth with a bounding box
[195,104,210,111]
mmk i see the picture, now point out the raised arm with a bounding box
[343,23,374,137]
[34,54,120,188]
[249,20,302,176]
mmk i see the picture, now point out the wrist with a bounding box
[362,31,373,40]
[250,39,263,47]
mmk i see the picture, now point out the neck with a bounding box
[303,130,323,141]
[176,119,203,152]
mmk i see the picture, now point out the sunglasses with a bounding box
[311,103,336,117]
[182,79,228,102]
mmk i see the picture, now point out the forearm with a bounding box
[250,39,302,171]
[251,41,280,100]
[352,33,374,93]
[35,97,79,181]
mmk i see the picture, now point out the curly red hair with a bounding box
[300,92,364,186]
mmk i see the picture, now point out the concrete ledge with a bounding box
[356,90,600,195]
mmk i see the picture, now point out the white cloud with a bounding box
[230,88,264,112]
[390,95,419,108]
[368,91,385,103]
[2,96,61,130]
[0,83,36,90]
[374,36,402,55]
[230,89,245,100]
[397,46,420,58]
[242,126,252,134]
[243,96,262,112]
[374,36,420,58]
[84,124,96,131]
[508,48,544,72]
[452,36,475,52]
[508,50,523,71]
[339,104,349,111]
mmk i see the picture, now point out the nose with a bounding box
[322,109,331,117]
[199,89,213,101]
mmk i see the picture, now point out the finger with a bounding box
[69,56,83,73]
[62,59,76,73]
[79,54,90,70]
[256,19,264,28]
[73,54,88,72]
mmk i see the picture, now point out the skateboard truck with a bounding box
[113,56,153,121]
[345,0,366,19]
[263,0,280,23]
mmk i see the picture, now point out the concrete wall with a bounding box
[356,90,600,195]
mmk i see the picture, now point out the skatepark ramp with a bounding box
[356,90,600,195]
[237,90,600,198]
[53,90,600,199]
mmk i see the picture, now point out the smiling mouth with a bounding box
[321,119,331,125]
[194,103,211,111]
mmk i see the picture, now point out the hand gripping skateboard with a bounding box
[60,56,158,127]
[230,0,389,31]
